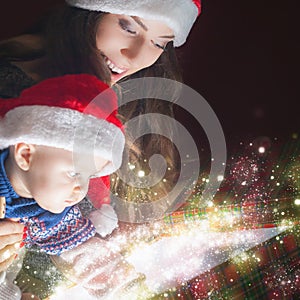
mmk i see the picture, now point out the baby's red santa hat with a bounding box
[0,74,124,177]
[65,0,201,47]
[0,74,125,209]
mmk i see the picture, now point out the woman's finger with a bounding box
[0,253,15,273]
[0,220,24,236]
[0,242,20,264]
[0,233,23,249]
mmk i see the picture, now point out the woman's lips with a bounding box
[104,56,128,74]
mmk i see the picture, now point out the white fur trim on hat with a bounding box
[0,106,125,177]
[66,0,199,46]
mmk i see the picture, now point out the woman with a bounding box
[0,0,201,298]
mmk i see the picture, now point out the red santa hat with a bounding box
[0,74,125,178]
[65,0,201,47]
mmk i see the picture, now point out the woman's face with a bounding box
[96,13,174,84]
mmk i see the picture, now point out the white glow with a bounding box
[258,146,265,153]
[138,170,145,177]
[217,175,224,182]
[128,163,136,170]
[207,201,214,207]
[294,199,300,205]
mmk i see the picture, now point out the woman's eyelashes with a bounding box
[118,18,167,51]
[119,18,137,34]
[152,41,167,51]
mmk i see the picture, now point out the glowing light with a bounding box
[128,163,136,170]
[217,175,224,182]
[138,170,145,177]
[207,201,214,207]
[294,199,300,205]
[258,147,265,153]
[292,133,298,139]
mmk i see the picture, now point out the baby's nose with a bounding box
[73,180,89,200]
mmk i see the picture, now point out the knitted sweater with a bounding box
[0,149,95,255]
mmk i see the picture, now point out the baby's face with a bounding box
[24,146,108,214]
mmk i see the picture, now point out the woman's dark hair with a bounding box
[112,42,183,206]
[45,6,111,84]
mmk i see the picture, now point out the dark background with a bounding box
[0,0,298,146]
[178,0,299,143]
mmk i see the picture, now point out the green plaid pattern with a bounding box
[152,138,300,300]
[151,228,300,300]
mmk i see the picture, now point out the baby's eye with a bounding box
[119,18,137,34]
[68,171,80,178]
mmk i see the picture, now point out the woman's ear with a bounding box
[13,143,36,171]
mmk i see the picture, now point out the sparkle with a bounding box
[137,170,145,177]
[128,163,136,170]
[217,175,224,182]
[207,201,214,207]
[258,146,265,153]
[294,199,300,205]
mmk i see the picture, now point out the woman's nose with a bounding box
[120,38,149,66]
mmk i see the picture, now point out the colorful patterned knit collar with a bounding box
[0,148,71,229]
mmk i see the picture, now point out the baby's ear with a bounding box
[13,143,36,171]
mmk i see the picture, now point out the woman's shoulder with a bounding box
[0,34,45,60]
[0,58,35,98]
[0,34,45,98]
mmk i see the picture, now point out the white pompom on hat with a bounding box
[89,203,118,237]
[0,74,125,178]
[65,0,201,47]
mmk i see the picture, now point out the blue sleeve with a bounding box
[23,205,96,255]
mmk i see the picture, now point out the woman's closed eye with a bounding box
[152,41,167,51]
[119,18,137,34]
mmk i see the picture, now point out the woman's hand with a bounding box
[0,220,24,272]
[51,236,151,299]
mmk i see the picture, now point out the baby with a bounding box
[0,73,124,255]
